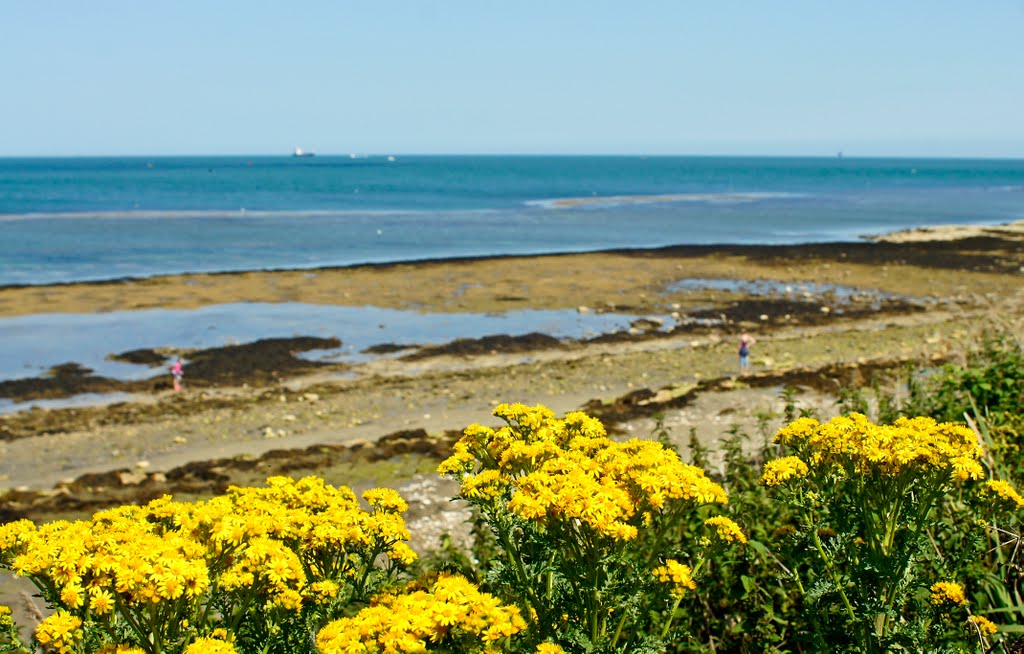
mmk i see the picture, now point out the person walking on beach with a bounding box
[171,357,184,391]
[738,333,755,374]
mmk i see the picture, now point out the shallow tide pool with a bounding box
[0,302,674,383]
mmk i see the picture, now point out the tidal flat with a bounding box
[0,225,1021,522]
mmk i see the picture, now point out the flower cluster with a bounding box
[0,476,415,654]
[968,615,998,636]
[931,581,969,607]
[34,610,82,654]
[759,456,809,486]
[981,479,1024,510]
[653,560,697,598]
[769,414,984,481]
[703,516,747,544]
[439,403,729,541]
[184,637,237,654]
[316,574,526,653]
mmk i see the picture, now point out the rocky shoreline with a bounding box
[0,225,1021,519]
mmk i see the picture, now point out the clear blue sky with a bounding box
[2,1,1022,157]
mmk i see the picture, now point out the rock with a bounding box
[630,317,664,333]
[173,436,188,444]
[135,460,150,470]
[577,305,590,314]
[118,471,147,486]
[303,393,320,402]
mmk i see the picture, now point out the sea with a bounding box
[3,155,1023,287]
[1,155,1022,402]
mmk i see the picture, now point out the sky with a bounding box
[2,1,1023,157]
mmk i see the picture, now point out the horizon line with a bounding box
[2,152,1023,161]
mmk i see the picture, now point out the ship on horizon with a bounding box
[292,147,315,158]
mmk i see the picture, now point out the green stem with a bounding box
[589,567,602,645]
[811,526,856,624]
[660,594,684,639]
[610,607,630,648]
[493,514,539,621]
[112,595,149,651]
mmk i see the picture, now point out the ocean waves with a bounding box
[526,191,807,209]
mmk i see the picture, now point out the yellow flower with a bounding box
[536,644,566,654]
[303,580,340,605]
[35,610,83,654]
[444,405,727,541]
[59,582,86,610]
[389,542,418,566]
[185,636,238,654]
[773,414,982,479]
[982,479,1024,509]
[704,516,747,544]
[363,488,409,514]
[931,581,968,607]
[89,587,116,615]
[316,574,525,654]
[760,456,809,486]
[653,559,697,598]
[0,604,11,626]
[968,614,998,636]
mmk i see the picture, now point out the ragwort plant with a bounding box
[437,403,745,653]
[0,605,30,654]
[758,412,1012,652]
[665,420,808,653]
[0,476,421,654]
[835,330,1024,639]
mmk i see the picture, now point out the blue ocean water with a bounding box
[2,155,1022,286]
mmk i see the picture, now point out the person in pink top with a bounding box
[171,357,184,391]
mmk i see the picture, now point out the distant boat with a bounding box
[292,148,315,158]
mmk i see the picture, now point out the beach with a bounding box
[1,220,1021,500]
[1,219,1022,626]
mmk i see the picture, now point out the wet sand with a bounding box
[1,223,1022,320]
